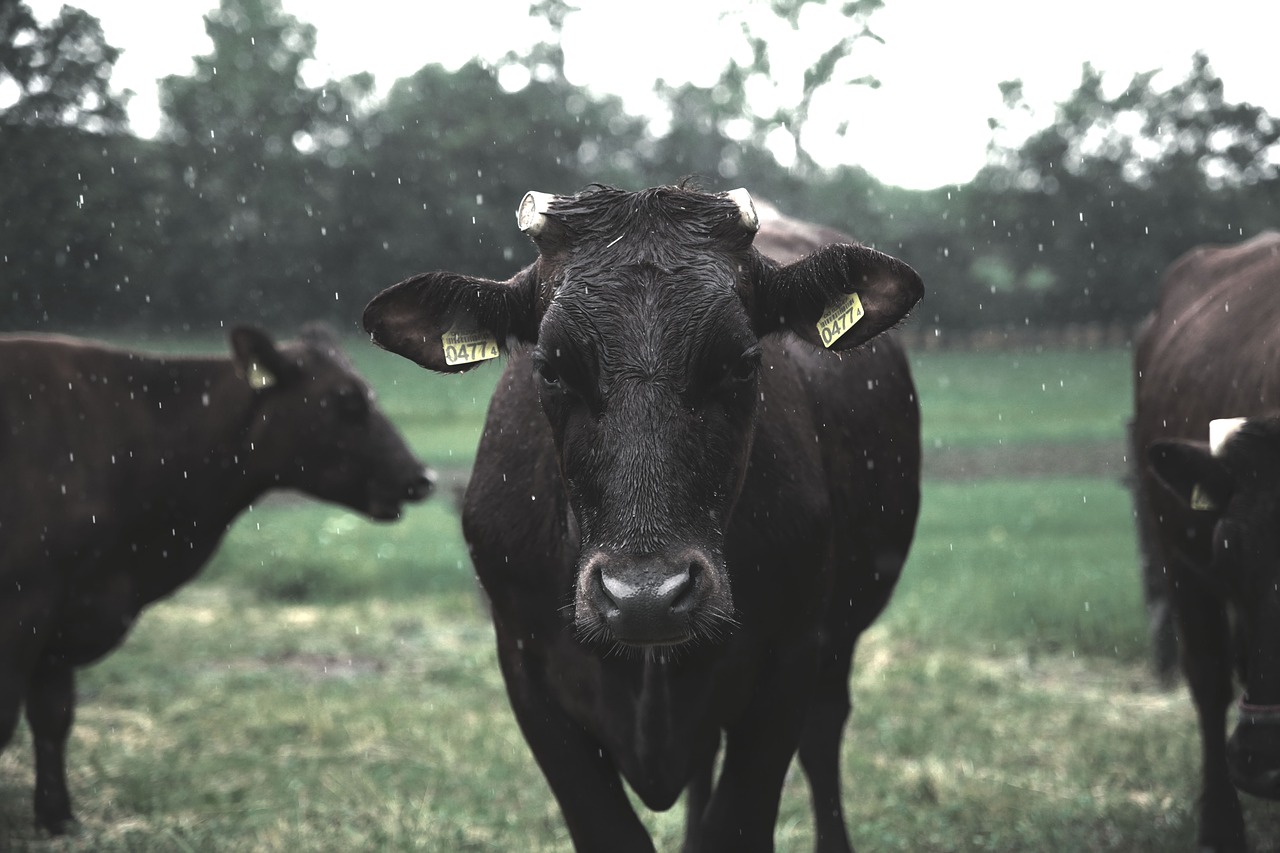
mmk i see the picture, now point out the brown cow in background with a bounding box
[0,324,433,834]
[1133,231,1280,852]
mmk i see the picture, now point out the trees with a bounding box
[0,1,127,132]
[336,54,649,298]
[153,0,374,326]
[962,54,1280,330]
[0,1,143,329]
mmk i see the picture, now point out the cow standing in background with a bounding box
[1134,232,1280,852]
[364,185,923,852]
[0,324,434,835]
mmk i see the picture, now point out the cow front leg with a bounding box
[680,732,720,853]
[1173,575,1245,852]
[0,665,25,753]
[697,649,817,853]
[797,670,854,853]
[25,664,77,835]
[495,636,654,853]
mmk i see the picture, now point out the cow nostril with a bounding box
[408,468,436,498]
[597,566,623,609]
[668,562,700,610]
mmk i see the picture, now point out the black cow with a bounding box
[1134,231,1280,852]
[364,185,923,852]
[0,324,433,834]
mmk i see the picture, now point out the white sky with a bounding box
[22,0,1280,190]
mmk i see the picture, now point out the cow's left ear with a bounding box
[1148,439,1235,512]
[362,267,542,373]
[751,244,923,350]
[230,326,295,390]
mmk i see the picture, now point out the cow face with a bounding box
[1149,417,1280,799]
[363,186,922,650]
[231,324,434,521]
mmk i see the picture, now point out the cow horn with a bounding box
[1209,417,1248,456]
[518,191,557,235]
[725,187,759,232]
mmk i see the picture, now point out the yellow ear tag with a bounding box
[1190,484,1217,511]
[441,325,500,367]
[816,291,864,348]
[246,361,277,390]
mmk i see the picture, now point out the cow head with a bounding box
[231,324,434,521]
[1149,416,1280,800]
[363,185,921,651]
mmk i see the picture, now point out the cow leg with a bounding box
[1173,576,1246,852]
[798,544,903,853]
[0,665,24,753]
[1131,445,1179,683]
[495,637,654,853]
[25,664,77,835]
[680,733,720,853]
[697,646,818,853]
[798,649,855,853]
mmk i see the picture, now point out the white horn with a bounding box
[517,191,556,235]
[1209,417,1248,456]
[725,187,759,232]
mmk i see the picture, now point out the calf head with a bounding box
[364,185,921,650]
[231,324,434,520]
[1150,416,1280,799]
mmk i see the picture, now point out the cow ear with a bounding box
[752,244,923,350]
[1148,439,1234,512]
[230,326,294,390]
[362,268,541,373]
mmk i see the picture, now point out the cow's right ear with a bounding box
[230,326,295,390]
[1148,439,1234,512]
[362,268,542,373]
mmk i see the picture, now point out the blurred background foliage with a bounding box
[2,0,1278,334]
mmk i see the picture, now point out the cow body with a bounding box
[0,326,432,834]
[364,185,923,852]
[1133,231,1280,852]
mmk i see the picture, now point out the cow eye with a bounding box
[538,361,561,386]
[532,350,563,387]
[723,346,762,385]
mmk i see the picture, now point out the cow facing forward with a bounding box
[1134,232,1280,852]
[0,325,433,835]
[364,185,923,852]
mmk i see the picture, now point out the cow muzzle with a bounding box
[367,465,435,521]
[1227,701,1280,800]
[576,547,730,648]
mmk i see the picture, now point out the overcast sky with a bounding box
[23,0,1280,190]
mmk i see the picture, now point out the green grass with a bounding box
[199,497,477,605]
[910,349,1133,448]
[4,342,1279,851]
[888,476,1147,662]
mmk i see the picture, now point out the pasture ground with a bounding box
[2,340,1278,851]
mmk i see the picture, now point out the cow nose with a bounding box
[406,466,436,501]
[600,564,696,614]
[589,551,713,645]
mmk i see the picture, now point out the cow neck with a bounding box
[134,356,272,520]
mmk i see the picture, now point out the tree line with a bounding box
[2,0,1278,337]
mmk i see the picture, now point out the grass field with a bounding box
[2,339,1278,851]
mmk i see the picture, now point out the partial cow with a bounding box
[1133,231,1280,852]
[0,324,433,834]
[364,184,923,852]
